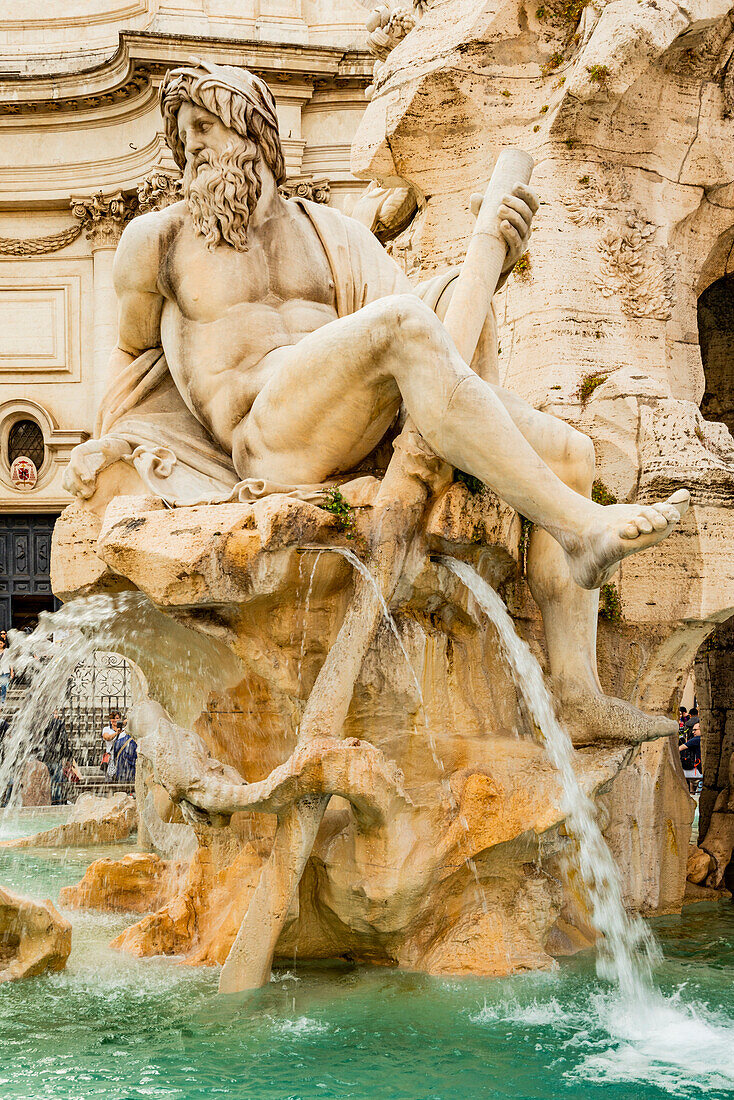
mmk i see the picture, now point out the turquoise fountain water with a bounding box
[2,575,734,1098]
[1,814,734,1100]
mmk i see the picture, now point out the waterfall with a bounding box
[439,556,660,1001]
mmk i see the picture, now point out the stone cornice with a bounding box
[0,31,372,117]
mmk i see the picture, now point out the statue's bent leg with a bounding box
[234,294,688,589]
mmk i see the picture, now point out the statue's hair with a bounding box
[161,65,286,185]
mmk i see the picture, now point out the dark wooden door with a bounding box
[0,514,59,631]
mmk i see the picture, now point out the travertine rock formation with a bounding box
[1,793,136,849]
[0,887,71,983]
[56,483,634,979]
[60,853,183,914]
[351,0,734,918]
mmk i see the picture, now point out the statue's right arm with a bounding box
[63,214,166,499]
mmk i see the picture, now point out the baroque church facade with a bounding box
[0,0,372,630]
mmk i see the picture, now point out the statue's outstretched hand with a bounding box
[471,182,539,273]
[62,436,132,499]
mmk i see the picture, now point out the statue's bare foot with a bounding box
[562,489,690,590]
[559,686,676,748]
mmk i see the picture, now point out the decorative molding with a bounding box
[136,169,182,213]
[0,223,83,256]
[0,71,150,118]
[0,278,80,379]
[0,1,150,31]
[0,34,372,119]
[0,133,171,205]
[71,191,138,249]
[280,177,331,204]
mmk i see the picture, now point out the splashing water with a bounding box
[0,591,241,813]
[0,594,145,809]
[439,556,659,1000]
[439,558,734,1093]
[323,548,485,895]
[297,550,322,693]
[328,547,447,778]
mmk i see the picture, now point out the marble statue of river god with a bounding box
[59,61,690,993]
[63,61,688,744]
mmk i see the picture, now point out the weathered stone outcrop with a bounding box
[0,887,71,983]
[1,793,136,849]
[59,853,183,914]
[52,480,641,980]
[350,0,734,920]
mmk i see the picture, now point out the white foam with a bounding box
[571,989,734,1097]
[275,1015,329,1037]
[471,997,568,1027]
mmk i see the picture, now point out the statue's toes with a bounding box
[635,515,655,535]
[658,503,682,525]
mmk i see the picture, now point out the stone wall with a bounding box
[696,616,734,840]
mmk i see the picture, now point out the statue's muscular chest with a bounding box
[163,214,335,322]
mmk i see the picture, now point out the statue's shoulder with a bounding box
[294,196,394,257]
[114,202,186,293]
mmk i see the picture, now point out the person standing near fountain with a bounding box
[62,61,688,745]
[100,710,119,773]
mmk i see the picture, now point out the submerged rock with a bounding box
[0,887,71,983]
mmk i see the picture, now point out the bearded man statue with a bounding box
[63,60,688,745]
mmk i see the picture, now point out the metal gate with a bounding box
[63,651,133,766]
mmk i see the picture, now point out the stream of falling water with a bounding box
[439,556,659,1001]
[328,547,447,778]
[0,591,233,812]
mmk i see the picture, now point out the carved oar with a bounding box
[218,148,534,994]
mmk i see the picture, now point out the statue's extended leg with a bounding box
[522,425,675,746]
[234,294,688,592]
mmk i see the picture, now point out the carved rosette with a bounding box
[70,191,138,250]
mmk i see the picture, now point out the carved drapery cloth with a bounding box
[95,197,459,508]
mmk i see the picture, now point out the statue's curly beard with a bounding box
[183,140,262,252]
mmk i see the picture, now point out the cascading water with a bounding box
[0,593,146,809]
[327,546,447,780]
[438,556,659,1000]
[0,591,241,813]
[324,547,486,896]
[438,557,734,1093]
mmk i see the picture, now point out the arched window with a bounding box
[7,419,45,469]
